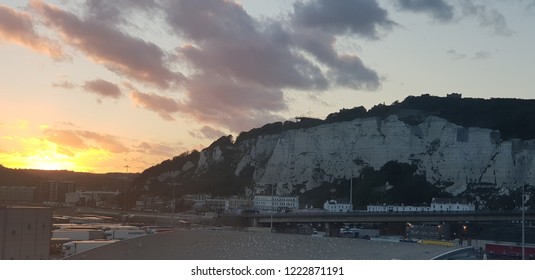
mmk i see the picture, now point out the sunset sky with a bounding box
[1,0,534,173]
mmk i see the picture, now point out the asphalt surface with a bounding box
[65,229,457,260]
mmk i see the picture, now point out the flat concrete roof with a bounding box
[66,230,457,260]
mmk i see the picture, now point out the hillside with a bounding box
[132,94,535,210]
[0,165,136,191]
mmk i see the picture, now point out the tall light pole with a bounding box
[522,184,525,260]
[270,185,274,232]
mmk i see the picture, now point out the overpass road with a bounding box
[245,211,535,224]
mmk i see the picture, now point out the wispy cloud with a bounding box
[52,81,76,89]
[460,0,513,36]
[447,49,491,61]
[0,4,66,60]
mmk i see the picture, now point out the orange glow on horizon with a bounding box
[0,137,114,173]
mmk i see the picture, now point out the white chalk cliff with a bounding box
[195,115,535,196]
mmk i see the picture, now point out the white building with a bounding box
[323,199,353,212]
[253,195,299,212]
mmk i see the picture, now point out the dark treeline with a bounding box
[236,94,535,143]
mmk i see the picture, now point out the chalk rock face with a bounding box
[196,115,535,196]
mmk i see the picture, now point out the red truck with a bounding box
[485,243,535,259]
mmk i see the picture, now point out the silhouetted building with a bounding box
[36,181,76,202]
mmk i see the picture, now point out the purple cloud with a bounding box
[83,79,122,100]
[0,4,65,60]
[130,90,180,121]
[31,0,183,88]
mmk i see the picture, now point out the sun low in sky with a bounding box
[1,0,534,173]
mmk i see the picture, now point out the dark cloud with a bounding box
[83,0,158,24]
[0,4,66,60]
[130,90,180,121]
[460,0,513,36]
[159,0,384,132]
[395,0,454,22]
[83,79,122,99]
[31,0,182,88]
[292,0,396,39]
[292,30,380,90]
[168,0,328,91]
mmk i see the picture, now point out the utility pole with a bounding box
[123,165,130,214]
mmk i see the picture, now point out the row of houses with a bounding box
[134,194,475,214]
[367,198,475,212]
[322,198,476,213]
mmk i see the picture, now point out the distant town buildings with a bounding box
[0,186,35,202]
[0,181,76,204]
[134,194,253,214]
